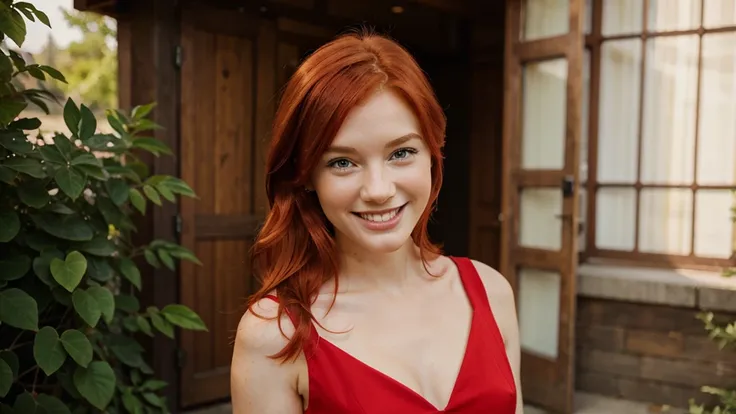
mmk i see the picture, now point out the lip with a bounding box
[352,203,407,231]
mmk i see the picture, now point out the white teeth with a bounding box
[360,207,399,222]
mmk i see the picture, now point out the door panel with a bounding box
[179,7,269,407]
[501,0,585,413]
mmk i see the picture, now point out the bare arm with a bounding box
[230,298,304,414]
[471,260,524,414]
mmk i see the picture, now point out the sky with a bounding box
[22,0,82,53]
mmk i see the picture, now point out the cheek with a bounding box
[313,172,359,213]
[397,157,433,199]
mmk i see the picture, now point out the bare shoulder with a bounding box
[230,295,303,414]
[234,296,295,354]
[468,260,518,342]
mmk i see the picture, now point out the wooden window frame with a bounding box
[582,0,736,270]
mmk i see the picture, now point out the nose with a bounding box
[359,165,396,204]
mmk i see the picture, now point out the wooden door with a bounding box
[178,3,276,408]
[500,0,585,413]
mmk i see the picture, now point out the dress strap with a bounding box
[449,256,492,313]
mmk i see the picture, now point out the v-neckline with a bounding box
[311,257,476,412]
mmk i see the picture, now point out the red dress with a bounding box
[265,256,517,413]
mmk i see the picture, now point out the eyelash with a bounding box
[327,147,419,170]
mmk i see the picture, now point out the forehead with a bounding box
[330,89,421,148]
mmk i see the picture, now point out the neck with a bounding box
[333,238,431,295]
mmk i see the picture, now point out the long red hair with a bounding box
[247,29,447,362]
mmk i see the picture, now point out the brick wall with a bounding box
[575,297,736,408]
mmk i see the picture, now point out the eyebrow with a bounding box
[326,132,422,154]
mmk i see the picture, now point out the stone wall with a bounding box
[575,297,736,408]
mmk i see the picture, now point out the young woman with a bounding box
[230,30,522,413]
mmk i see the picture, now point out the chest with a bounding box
[310,288,474,409]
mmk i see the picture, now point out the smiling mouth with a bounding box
[353,203,407,223]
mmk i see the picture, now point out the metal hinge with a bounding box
[174,214,182,236]
[174,45,183,69]
[177,348,187,368]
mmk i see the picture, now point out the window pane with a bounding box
[519,188,562,250]
[641,36,698,185]
[648,0,701,32]
[596,187,636,250]
[521,58,567,170]
[598,40,641,183]
[602,0,643,36]
[704,0,736,28]
[694,190,734,258]
[522,0,569,41]
[518,268,560,359]
[639,188,693,255]
[697,33,736,186]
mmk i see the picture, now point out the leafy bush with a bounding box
[688,197,736,414]
[0,2,205,413]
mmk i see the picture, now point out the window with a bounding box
[583,0,736,268]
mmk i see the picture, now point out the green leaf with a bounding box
[8,117,41,130]
[72,289,101,327]
[70,153,102,168]
[8,50,25,71]
[50,251,87,292]
[53,134,74,158]
[33,326,67,376]
[78,104,96,141]
[105,178,129,206]
[33,249,64,287]
[31,213,94,241]
[0,99,27,126]
[130,137,172,156]
[136,315,153,336]
[139,379,167,391]
[51,287,71,307]
[119,258,141,290]
[14,4,35,22]
[129,188,146,214]
[75,236,116,256]
[4,157,44,178]
[107,334,145,367]
[168,245,203,265]
[38,65,67,83]
[0,130,33,153]
[158,249,175,271]
[0,166,16,184]
[0,5,26,47]
[0,211,20,242]
[144,249,160,268]
[39,144,67,164]
[64,99,81,136]
[60,329,93,368]
[25,231,59,251]
[17,180,50,208]
[122,388,143,414]
[161,177,196,198]
[0,255,31,281]
[0,359,11,398]
[131,102,156,119]
[55,166,86,200]
[116,294,140,313]
[12,392,40,414]
[37,394,71,414]
[27,65,45,80]
[87,286,114,324]
[142,184,161,205]
[106,112,126,137]
[87,257,114,282]
[74,164,107,181]
[0,351,19,378]
[141,392,166,408]
[73,361,115,410]
[161,304,207,331]
[0,288,38,331]
[31,9,51,28]
[149,311,174,339]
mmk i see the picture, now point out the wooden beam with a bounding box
[118,0,181,411]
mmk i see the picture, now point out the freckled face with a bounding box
[310,89,433,254]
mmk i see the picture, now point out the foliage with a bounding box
[0,2,205,413]
[689,192,736,414]
[36,8,118,112]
